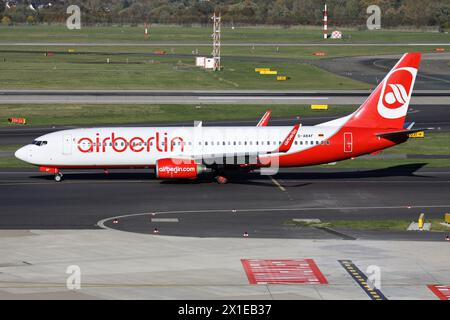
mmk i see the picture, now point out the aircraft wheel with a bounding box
[216,175,228,184]
[54,173,63,182]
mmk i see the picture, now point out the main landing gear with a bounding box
[54,172,64,182]
[215,175,228,184]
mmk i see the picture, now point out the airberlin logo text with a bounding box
[77,132,184,153]
[158,166,195,174]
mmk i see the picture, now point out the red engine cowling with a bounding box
[155,158,200,179]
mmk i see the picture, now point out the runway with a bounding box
[0,165,449,241]
[313,53,450,90]
[1,104,449,146]
[0,89,448,104]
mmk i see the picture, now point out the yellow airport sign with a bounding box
[418,213,425,230]
[276,76,288,81]
[311,104,329,110]
[259,70,277,75]
[445,213,450,224]
[255,68,270,72]
[408,131,425,138]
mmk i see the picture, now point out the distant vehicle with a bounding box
[15,53,423,183]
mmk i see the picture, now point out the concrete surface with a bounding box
[0,229,448,299]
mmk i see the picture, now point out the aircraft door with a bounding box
[63,134,72,155]
[344,132,353,153]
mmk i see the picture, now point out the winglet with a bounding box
[277,124,300,153]
[257,109,272,127]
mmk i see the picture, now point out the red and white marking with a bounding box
[241,259,328,285]
[428,285,450,300]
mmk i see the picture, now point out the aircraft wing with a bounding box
[182,123,300,166]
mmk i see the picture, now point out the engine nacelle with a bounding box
[155,158,203,179]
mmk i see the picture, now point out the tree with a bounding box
[1,16,12,26]
[26,15,35,25]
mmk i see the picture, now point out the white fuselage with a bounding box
[15,125,338,168]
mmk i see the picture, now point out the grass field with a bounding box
[383,133,450,155]
[287,218,450,231]
[0,49,372,90]
[1,43,443,60]
[1,24,448,89]
[0,24,447,90]
[1,25,449,44]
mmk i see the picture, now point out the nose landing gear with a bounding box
[54,172,64,182]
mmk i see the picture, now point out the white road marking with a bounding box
[270,176,286,191]
[151,218,179,222]
[97,204,450,231]
[0,179,450,187]
[198,97,329,100]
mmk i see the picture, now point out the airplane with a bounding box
[15,52,423,183]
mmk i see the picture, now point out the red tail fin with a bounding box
[345,52,421,129]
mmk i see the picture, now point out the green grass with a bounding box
[0,157,33,168]
[1,44,442,60]
[320,132,450,168]
[0,49,370,90]
[0,144,21,152]
[287,219,450,231]
[320,158,450,169]
[0,25,449,44]
[384,133,450,155]
[0,104,356,127]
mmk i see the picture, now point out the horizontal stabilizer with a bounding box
[376,128,428,139]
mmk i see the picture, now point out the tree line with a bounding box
[1,0,449,30]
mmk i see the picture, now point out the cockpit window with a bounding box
[32,140,47,146]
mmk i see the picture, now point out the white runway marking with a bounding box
[151,218,179,222]
[198,97,329,100]
[0,179,449,187]
[97,204,450,231]
[269,176,286,191]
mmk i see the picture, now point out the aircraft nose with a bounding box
[14,146,29,162]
